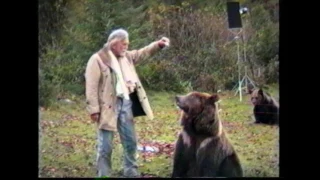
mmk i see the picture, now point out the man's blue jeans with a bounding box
[96,98,139,177]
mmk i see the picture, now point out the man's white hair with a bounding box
[107,28,129,42]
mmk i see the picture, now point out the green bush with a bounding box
[39,68,60,107]
[39,0,279,107]
[61,83,85,96]
[137,60,186,92]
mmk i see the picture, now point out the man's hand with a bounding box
[158,37,170,49]
[90,113,100,123]
[126,81,135,93]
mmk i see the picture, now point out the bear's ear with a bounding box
[207,94,219,104]
[258,88,263,95]
[248,88,253,94]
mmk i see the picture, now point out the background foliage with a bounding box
[39,0,279,107]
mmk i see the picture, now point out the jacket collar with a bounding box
[97,47,112,68]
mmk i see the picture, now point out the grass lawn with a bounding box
[39,84,279,177]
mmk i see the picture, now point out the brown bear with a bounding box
[171,92,243,178]
[249,88,279,125]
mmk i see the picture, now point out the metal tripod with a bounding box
[230,28,256,102]
[233,66,257,98]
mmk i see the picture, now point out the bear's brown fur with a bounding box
[249,88,279,125]
[171,92,243,177]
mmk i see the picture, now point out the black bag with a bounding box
[130,90,146,117]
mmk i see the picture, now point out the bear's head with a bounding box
[175,91,219,118]
[249,88,266,106]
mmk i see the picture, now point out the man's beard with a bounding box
[117,51,126,57]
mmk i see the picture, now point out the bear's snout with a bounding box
[251,97,259,105]
[175,95,182,107]
[175,95,184,104]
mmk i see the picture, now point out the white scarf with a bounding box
[98,42,140,100]
[107,50,130,100]
[118,56,139,92]
[97,44,130,100]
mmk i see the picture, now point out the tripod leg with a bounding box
[232,83,239,91]
[236,76,246,101]
[247,76,257,88]
[245,77,248,93]
[234,76,246,96]
[234,83,240,96]
[239,79,244,101]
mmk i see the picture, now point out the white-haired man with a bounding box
[85,28,170,177]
